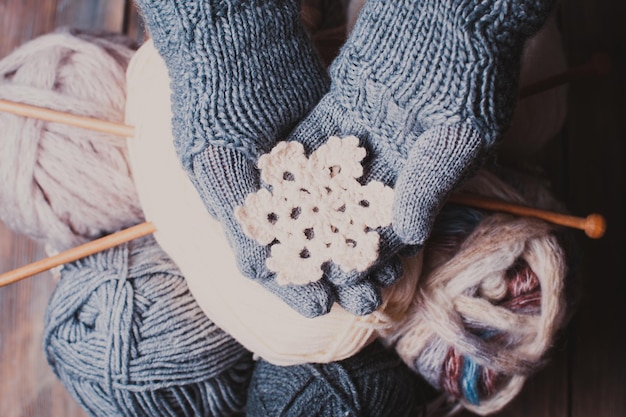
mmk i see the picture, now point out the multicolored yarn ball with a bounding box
[44,235,254,417]
[0,27,143,252]
[125,39,422,366]
[246,340,429,417]
[381,170,572,415]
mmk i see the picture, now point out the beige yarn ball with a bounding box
[0,27,144,252]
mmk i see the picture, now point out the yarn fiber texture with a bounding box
[0,27,144,252]
[246,340,428,417]
[382,170,572,415]
[125,39,422,366]
[44,235,254,417]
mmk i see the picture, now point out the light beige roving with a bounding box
[0,28,143,253]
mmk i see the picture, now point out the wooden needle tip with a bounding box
[584,213,607,239]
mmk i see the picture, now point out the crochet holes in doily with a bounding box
[235,136,394,285]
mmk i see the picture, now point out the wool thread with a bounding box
[0,27,144,253]
[0,8,572,416]
[0,30,255,417]
[44,235,254,417]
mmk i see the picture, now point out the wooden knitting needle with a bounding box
[0,98,135,137]
[0,222,156,288]
[448,193,606,239]
[519,52,612,98]
[0,196,605,288]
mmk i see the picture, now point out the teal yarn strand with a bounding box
[246,341,428,417]
[44,235,253,417]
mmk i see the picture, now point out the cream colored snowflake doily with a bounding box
[235,136,394,286]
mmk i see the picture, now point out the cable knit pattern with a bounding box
[334,0,553,149]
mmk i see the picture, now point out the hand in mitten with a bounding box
[133,0,344,317]
[281,0,556,308]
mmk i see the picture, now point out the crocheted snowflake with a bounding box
[235,136,394,286]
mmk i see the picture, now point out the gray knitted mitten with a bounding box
[282,0,555,308]
[133,0,349,317]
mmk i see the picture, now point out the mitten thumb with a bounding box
[392,121,483,245]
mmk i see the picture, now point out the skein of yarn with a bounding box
[0,27,144,253]
[246,340,429,417]
[381,170,573,415]
[125,39,422,366]
[44,235,254,417]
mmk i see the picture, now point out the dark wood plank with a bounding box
[0,0,60,57]
[560,0,626,415]
[0,1,130,416]
[0,224,86,417]
[53,0,126,31]
[458,0,625,414]
[0,0,126,57]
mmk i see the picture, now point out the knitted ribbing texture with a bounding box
[125,38,422,366]
[348,0,568,160]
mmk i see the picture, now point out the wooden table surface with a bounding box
[0,1,623,416]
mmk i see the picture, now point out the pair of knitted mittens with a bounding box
[134,0,554,317]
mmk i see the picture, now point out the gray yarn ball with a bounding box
[0,27,144,252]
[44,235,253,417]
[246,340,428,417]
